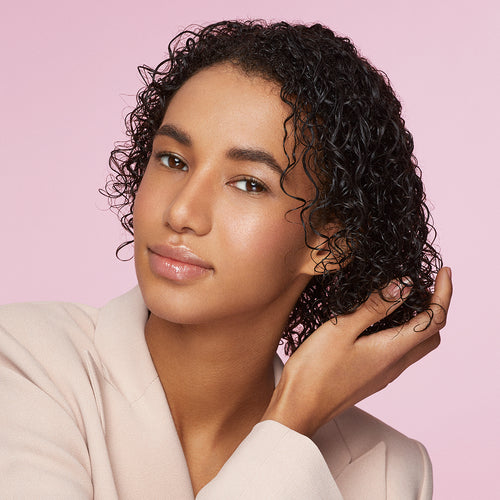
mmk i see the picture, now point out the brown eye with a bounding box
[159,153,188,171]
[233,178,266,193]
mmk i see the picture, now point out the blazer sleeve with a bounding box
[0,323,94,498]
[197,420,343,500]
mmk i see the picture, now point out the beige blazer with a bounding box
[0,287,432,499]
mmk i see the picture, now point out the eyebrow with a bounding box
[227,147,284,176]
[155,123,284,176]
[155,123,191,146]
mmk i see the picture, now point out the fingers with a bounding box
[431,266,452,317]
[378,266,452,360]
[335,277,412,338]
[367,333,441,394]
[391,333,441,380]
[405,266,452,337]
[315,266,452,351]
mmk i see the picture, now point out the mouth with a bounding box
[147,244,214,282]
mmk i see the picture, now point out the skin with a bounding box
[133,63,453,495]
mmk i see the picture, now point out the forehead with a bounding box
[162,63,290,151]
[169,62,283,110]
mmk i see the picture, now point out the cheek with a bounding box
[220,209,309,277]
[209,212,311,319]
[134,173,162,232]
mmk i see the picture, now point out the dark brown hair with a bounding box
[102,20,441,353]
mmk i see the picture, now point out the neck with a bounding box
[145,307,286,442]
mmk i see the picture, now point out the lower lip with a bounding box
[148,251,212,282]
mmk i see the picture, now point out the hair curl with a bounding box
[102,20,442,354]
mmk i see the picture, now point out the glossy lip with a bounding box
[147,243,214,282]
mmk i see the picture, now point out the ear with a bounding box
[299,226,347,277]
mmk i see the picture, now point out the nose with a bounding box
[163,169,213,236]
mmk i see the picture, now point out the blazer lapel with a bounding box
[335,441,387,499]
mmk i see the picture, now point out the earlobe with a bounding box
[309,248,342,276]
[300,233,345,277]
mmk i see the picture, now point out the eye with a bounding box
[232,177,267,193]
[157,153,188,171]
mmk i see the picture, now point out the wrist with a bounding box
[260,373,321,438]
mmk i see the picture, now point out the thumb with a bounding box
[332,278,413,340]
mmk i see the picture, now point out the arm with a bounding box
[262,267,452,437]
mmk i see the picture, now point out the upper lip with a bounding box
[149,244,213,269]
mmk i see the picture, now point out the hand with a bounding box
[261,267,453,437]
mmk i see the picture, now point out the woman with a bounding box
[0,21,452,498]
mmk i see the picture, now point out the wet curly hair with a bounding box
[102,20,442,355]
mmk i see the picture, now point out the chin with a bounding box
[140,285,223,326]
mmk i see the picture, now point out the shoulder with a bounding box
[0,299,104,414]
[0,298,98,331]
[335,406,429,465]
[313,406,432,499]
[0,300,112,497]
[0,299,99,364]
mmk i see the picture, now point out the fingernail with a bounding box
[401,284,412,298]
[401,276,413,287]
[445,267,452,279]
[386,277,412,299]
[386,281,400,298]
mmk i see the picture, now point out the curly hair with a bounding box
[102,20,442,355]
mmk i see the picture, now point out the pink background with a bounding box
[1,0,498,497]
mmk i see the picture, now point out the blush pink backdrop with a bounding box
[1,0,498,497]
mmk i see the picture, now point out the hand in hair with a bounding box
[261,267,452,437]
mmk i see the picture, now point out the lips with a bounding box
[147,244,213,282]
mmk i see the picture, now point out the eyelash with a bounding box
[156,152,188,171]
[232,177,268,194]
[154,152,268,194]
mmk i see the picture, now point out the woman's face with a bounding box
[134,63,318,326]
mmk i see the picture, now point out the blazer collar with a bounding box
[93,287,194,498]
[94,286,156,402]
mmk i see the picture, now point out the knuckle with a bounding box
[365,294,383,315]
[432,303,448,327]
[414,302,448,334]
